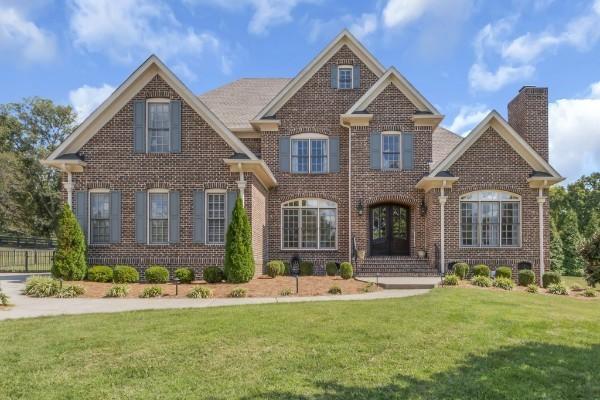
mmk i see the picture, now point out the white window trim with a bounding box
[381,131,402,171]
[205,189,227,245]
[147,189,169,245]
[337,65,353,89]
[146,98,171,153]
[289,133,330,174]
[88,188,111,245]
[280,198,338,251]
[459,190,522,249]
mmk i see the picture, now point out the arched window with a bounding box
[459,190,521,248]
[281,199,337,250]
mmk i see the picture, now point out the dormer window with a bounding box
[338,66,353,89]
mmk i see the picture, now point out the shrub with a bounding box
[340,262,353,279]
[518,269,535,286]
[174,267,195,284]
[279,288,293,296]
[582,288,597,298]
[224,197,255,283]
[203,266,224,283]
[113,265,139,283]
[496,266,512,279]
[471,275,493,287]
[325,262,337,276]
[140,286,162,298]
[472,264,490,277]
[453,263,469,279]
[542,272,561,288]
[105,285,129,298]
[526,284,539,293]
[0,292,10,306]
[570,283,584,292]
[493,277,515,291]
[362,282,377,293]
[24,276,60,297]
[582,232,600,287]
[443,274,459,286]
[145,265,169,284]
[299,261,314,276]
[87,265,113,283]
[547,283,568,295]
[328,285,342,295]
[187,286,213,299]
[52,204,87,280]
[56,285,85,298]
[266,261,284,278]
[282,262,291,276]
[229,287,247,298]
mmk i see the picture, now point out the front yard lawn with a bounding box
[1,288,599,399]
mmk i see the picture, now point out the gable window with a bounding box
[382,133,401,169]
[147,100,170,153]
[460,191,521,248]
[149,191,169,244]
[290,134,329,174]
[207,192,226,244]
[90,191,110,244]
[281,199,337,250]
[338,66,353,89]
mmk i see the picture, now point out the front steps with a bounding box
[356,276,440,290]
[354,256,439,277]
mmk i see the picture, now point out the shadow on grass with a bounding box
[243,343,599,399]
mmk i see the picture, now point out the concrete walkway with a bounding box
[0,273,430,321]
[357,276,441,289]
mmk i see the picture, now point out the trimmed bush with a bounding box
[542,272,561,288]
[328,285,342,295]
[493,277,515,291]
[443,274,459,286]
[87,265,113,283]
[52,204,87,280]
[224,197,255,283]
[105,285,129,298]
[56,285,85,298]
[113,265,139,283]
[187,286,213,299]
[472,264,490,277]
[282,262,291,276]
[203,266,224,283]
[472,275,493,287]
[526,284,539,293]
[140,286,162,298]
[279,288,293,296]
[145,265,169,284]
[453,263,469,279]
[325,262,337,276]
[340,262,353,279]
[175,267,195,284]
[0,292,10,306]
[496,266,512,279]
[582,288,597,298]
[229,287,247,298]
[24,276,60,297]
[518,269,535,286]
[266,261,284,278]
[299,261,314,276]
[547,283,568,295]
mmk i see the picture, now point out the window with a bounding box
[207,192,226,244]
[460,191,521,247]
[149,192,169,244]
[291,134,328,173]
[382,133,401,169]
[147,101,170,153]
[282,199,337,249]
[338,66,353,89]
[90,192,110,244]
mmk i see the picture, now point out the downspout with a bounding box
[439,184,447,274]
[537,184,547,278]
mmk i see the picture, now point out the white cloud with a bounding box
[349,13,378,40]
[468,63,534,92]
[0,8,56,63]
[68,84,115,123]
[383,0,431,28]
[549,82,600,183]
[446,104,491,135]
[308,12,378,43]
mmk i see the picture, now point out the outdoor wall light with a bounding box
[356,200,364,216]
[420,199,428,216]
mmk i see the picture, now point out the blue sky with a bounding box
[1,0,599,183]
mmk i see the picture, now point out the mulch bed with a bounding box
[447,280,600,300]
[64,276,378,299]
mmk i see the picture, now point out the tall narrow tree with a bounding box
[561,209,585,276]
[550,219,564,274]
[52,204,87,280]
[223,197,254,283]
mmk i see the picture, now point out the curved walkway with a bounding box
[0,273,430,321]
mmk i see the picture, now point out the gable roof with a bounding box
[346,67,441,115]
[254,29,386,120]
[199,78,291,131]
[430,110,562,179]
[47,55,258,162]
[432,127,463,169]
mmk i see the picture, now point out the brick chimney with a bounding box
[507,86,548,160]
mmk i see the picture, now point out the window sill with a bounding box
[88,243,113,247]
[459,246,522,250]
[280,248,338,252]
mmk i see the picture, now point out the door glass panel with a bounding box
[371,207,387,241]
[391,207,407,240]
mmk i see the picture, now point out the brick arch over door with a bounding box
[366,194,420,207]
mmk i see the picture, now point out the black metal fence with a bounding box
[0,249,54,273]
[0,234,56,249]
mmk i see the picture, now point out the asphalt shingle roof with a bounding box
[431,127,463,169]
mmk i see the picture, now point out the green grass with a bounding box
[561,275,587,287]
[1,288,600,399]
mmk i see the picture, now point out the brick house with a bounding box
[43,30,563,280]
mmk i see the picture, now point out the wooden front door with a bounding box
[369,204,410,256]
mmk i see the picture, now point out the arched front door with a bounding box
[369,204,410,256]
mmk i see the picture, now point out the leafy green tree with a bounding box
[550,219,564,274]
[581,232,600,287]
[223,197,254,283]
[583,210,600,238]
[561,209,585,276]
[52,204,87,280]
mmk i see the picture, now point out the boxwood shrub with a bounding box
[340,262,353,279]
[87,265,113,283]
[203,266,224,283]
[325,262,337,276]
[175,267,195,284]
[542,271,561,288]
[145,265,169,284]
[299,261,314,276]
[266,260,284,278]
[113,265,139,283]
[496,266,512,279]
[472,264,490,277]
[453,263,469,279]
[518,269,535,286]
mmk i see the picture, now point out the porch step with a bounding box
[357,276,440,289]
[354,256,439,277]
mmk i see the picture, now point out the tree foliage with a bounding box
[223,197,254,283]
[560,209,585,276]
[52,204,87,280]
[581,232,600,287]
[549,219,564,274]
